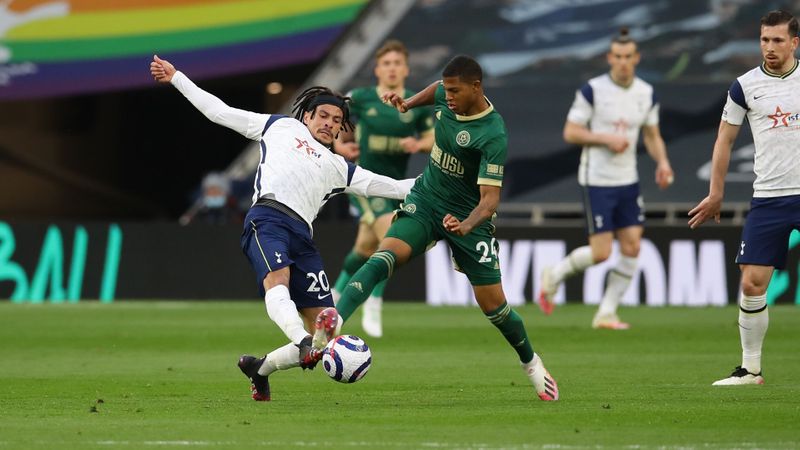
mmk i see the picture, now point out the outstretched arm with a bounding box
[383,80,439,113]
[345,166,415,200]
[443,185,500,236]
[688,120,741,229]
[150,55,268,140]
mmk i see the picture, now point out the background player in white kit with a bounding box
[689,10,800,386]
[538,28,674,329]
[150,55,414,401]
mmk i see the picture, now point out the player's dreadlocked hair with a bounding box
[291,86,353,133]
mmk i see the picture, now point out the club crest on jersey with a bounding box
[403,203,417,214]
[456,130,471,147]
[370,198,387,211]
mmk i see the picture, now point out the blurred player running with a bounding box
[150,55,414,401]
[331,40,434,338]
[538,28,674,329]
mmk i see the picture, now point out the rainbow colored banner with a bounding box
[0,0,366,100]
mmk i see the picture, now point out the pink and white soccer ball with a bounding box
[321,335,372,383]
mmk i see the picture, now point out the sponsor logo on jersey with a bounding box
[767,105,799,128]
[611,118,629,133]
[436,111,442,120]
[430,143,465,177]
[399,110,414,123]
[456,130,471,146]
[367,107,378,116]
[294,137,322,158]
[486,164,504,175]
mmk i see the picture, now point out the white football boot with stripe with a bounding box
[592,312,630,330]
[522,353,559,401]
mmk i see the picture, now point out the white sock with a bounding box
[739,293,768,374]
[364,295,382,310]
[598,255,637,316]
[551,246,594,284]
[258,342,300,376]
[265,285,309,345]
[521,352,540,372]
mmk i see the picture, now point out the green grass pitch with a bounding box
[1,301,798,449]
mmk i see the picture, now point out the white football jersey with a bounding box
[249,115,358,225]
[566,74,659,186]
[722,60,800,198]
[170,71,413,230]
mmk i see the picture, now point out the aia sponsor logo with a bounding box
[295,137,321,158]
[767,106,799,128]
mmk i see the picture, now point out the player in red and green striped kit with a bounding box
[329,55,560,401]
[332,40,434,338]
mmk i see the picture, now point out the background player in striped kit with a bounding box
[331,40,434,338]
[150,55,414,401]
[538,28,674,329]
[689,10,800,386]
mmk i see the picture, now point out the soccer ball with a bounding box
[321,335,372,383]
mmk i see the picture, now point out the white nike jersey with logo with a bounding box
[250,115,355,225]
[567,74,659,186]
[722,61,800,198]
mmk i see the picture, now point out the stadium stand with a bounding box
[208,0,772,226]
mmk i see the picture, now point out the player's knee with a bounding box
[368,250,397,277]
[592,247,612,263]
[620,243,640,257]
[740,278,768,297]
[354,242,377,256]
[263,270,290,291]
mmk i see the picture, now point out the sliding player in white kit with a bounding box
[150,55,414,401]
[689,10,800,386]
[538,28,674,329]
